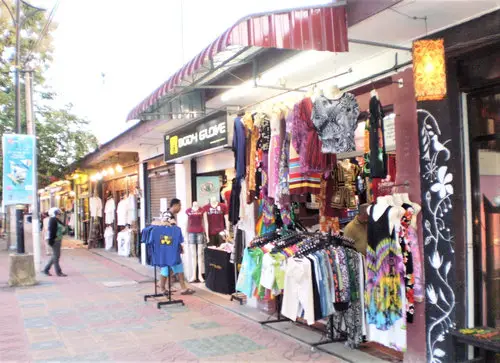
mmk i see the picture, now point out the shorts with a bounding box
[160,264,183,276]
[188,233,205,245]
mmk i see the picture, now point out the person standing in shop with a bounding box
[343,203,369,256]
[159,198,195,295]
[43,208,68,277]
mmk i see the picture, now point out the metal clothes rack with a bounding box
[143,267,184,309]
[258,295,347,351]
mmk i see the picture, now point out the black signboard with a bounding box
[164,112,228,162]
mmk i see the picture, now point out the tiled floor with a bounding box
[0,244,346,362]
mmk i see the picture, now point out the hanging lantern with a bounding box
[115,164,123,173]
[413,39,446,101]
[107,167,115,176]
[101,169,108,177]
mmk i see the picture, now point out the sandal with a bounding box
[180,288,195,295]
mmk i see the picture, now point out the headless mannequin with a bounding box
[367,198,405,235]
[187,201,205,283]
[400,192,422,228]
[203,196,229,245]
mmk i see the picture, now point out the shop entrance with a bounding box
[468,86,500,334]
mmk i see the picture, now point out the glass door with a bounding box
[468,87,500,329]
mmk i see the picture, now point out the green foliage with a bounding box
[0,0,98,196]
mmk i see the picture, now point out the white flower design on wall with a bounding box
[430,167,454,198]
[418,109,456,363]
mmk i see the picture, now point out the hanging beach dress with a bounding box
[365,205,404,331]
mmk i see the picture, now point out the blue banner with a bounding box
[2,134,36,205]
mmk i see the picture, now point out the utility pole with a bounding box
[14,0,25,254]
[25,70,40,271]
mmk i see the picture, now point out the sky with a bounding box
[29,0,333,143]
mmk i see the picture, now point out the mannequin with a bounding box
[203,196,229,247]
[367,197,405,234]
[186,201,206,283]
[400,192,422,228]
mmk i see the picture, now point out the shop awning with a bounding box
[126,3,348,121]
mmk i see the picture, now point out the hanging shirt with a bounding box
[89,197,103,218]
[146,225,184,267]
[232,116,247,180]
[204,203,228,236]
[311,93,360,153]
[116,199,128,226]
[127,194,137,224]
[186,207,205,234]
[104,198,116,224]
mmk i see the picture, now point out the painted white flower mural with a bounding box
[418,109,456,363]
[430,167,454,198]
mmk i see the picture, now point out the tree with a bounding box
[0,0,98,197]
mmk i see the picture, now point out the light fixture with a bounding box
[90,175,97,182]
[413,39,447,101]
[95,172,103,181]
[107,167,115,176]
[101,169,108,177]
[115,164,123,173]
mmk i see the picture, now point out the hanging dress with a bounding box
[365,204,406,351]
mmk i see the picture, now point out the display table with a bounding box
[204,247,235,294]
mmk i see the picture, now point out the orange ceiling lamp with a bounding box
[413,39,447,101]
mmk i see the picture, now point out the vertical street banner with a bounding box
[2,134,36,206]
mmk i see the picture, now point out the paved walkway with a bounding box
[0,243,346,362]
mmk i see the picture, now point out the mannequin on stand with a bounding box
[367,197,405,235]
[186,201,206,283]
[203,196,229,247]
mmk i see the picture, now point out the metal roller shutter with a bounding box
[148,168,176,221]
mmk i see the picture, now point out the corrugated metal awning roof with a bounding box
[126,3,348,121]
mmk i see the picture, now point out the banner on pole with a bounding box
[2,134,36,206]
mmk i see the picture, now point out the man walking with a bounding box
[43,208,67,277]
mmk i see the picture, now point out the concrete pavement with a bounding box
[1,238,347,362]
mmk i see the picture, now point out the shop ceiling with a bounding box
[86,0,499,163]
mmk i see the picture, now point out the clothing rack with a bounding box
[143,267,184,309]
[255,231,351,349]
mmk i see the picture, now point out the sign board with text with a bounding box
[2,134,36,205]
[164,113,228,162]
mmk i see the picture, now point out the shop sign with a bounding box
[2,134,36,206]
[164,114,228,162]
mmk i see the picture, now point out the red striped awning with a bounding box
[126,4,348,121]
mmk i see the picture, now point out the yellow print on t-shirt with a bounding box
[160,235,172,245]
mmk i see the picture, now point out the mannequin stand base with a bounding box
[157,299,184,309]
[144,294,184,309]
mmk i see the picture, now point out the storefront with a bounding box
[145,156,177,223]
[414,10,500,363]
[86,161,141,257]
[38,180,76,236]
[110,2,499,362]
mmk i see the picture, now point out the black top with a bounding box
[367,205,392,250]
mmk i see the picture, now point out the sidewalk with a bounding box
[91,248,399,363]
[0,226,398,362]
[0,243,344,362]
